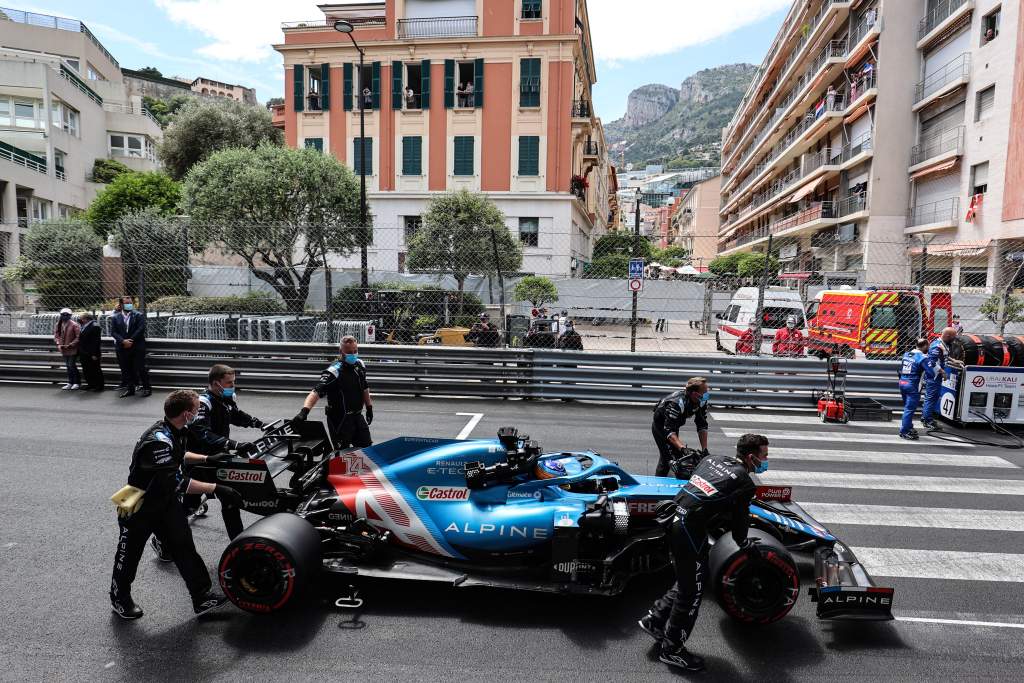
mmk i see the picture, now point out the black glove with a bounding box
[699,448,710,458]
[206,451,235,463]
[214,484,243,508]
[365,406,374,425]
[292,407,310,425]
[234,442,257,457]
[251,419,266,430]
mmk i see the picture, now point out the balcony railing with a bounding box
[919,0,969,40]
[0,6,119,67]
[396,15,477,38]
[103,102,160,126]
[907,197,960,227]
[772,200,836,234]
[850,11,879,47]
[55,165,66,181]
[841,130,873,162]
[0,140,46,174]
[911,125,965,166]
[59,64,103,106]
[281,17,385,30]
[582,140,599,156]
[571,99,591,119]
[915,53,969,103]
[838,192,868,216]
[802,147,835,175]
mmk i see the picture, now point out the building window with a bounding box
[357,64,373,109]
[522,0,542,19]
[307,70,321,111]
[453,136,474,175]
[961,268,988,288]
[109,133,155,160]
[30,197,50,221]
[518,136,540,176]
[519,217,539,247]
[975,85,995,121]
[304,137,323,152]
[971,161,989,195]
[402,136,422,175]
[404,63,422,109]
[14,101,40,128]
[983,7,1001,43]
[403,216,422,244]
[520,58,541,107]
[62,106,79,137]
[455,61,476,108]
[86,63,103,81]
[0,99,10,126]
[353,137,373,176]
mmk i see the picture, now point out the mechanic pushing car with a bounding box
[292,335,374,448]
[651,377,710,477]
[921,326,957,429]
[639,433,768,672]
[109,390,235,620]
[898,337,930,440]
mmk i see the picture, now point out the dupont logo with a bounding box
[972,375,986,387]
[416,486,470,502]
[216,468,266,483]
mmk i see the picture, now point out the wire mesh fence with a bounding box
[2,217,1023,358]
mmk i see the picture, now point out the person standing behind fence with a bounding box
[772,315,805,357]
[54,308,81,391]
[735,321,758,355]
[110,296,151,398]
[78,312,105,392]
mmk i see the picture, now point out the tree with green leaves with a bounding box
[158,98,283,179]
[406,190,523,300]
[2,219,104,309]
[91,158,131,183]
[183,144,363,313]
[513,275,559,308]
[113,208,189,301]
[737,252,779,278]
[143,93,192,128]
[137,66,163,77]
[85,171,181,236]
[653,245,690,266]
[980,294,1024,327]
[593,231,654,260]
[708,253,744,276]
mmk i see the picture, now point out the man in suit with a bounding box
[77,312,105,392]
[110,296,151,398]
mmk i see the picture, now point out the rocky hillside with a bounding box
[605,63,757,168]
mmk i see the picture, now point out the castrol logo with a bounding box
[216,468,266,483]
[416,486,470,502]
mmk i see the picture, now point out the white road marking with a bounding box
[2,542,15,550]
[853,547,1024,582]
[712,413,846,426]
[722,427,974,448]
[768,447,1015,468]
[800,503,1024,532]
[455,413,484,440]
[757,470,1024,495]
[896,616,1024,630]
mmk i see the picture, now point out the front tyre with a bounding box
[219,513,321,614]
[709,530,800,625]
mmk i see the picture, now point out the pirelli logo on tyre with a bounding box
[216,468,267,483]
[416,486,470,502]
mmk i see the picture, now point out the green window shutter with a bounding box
[444,59,455,109]
[392,61,403,110]
[454,136,474,176]
[402,136,422,175]
[371,61,381,109]
[320,63,330,110]
[474,58,484,108]
[293,64,304,112]
[518,136,539,176]
[343,63,353,111]
[354,137,373,176]
[304,137,323,152]
[520,58,540,107]
[420,59,431,109]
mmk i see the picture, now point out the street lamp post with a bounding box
[334,20,369,289]
[631,187,642,352]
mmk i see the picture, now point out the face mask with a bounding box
[221,387,235,399]
[344,353,359,364]
[123,303,134,311]
[753,459,768,474]
[700,391,711,407]
[60,314,71,320]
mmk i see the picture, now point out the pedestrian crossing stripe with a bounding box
[756,470,1024,495]
[767,447,1015,469]
[800,503,1024,532]
[852,547,1024,583]
[721,428,975,448]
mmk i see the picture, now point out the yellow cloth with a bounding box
[110,485,145,518]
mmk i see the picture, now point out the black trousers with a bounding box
[649,511,709,645]
[115,346,150,389]
[183,492,243,540]
[80,353,105,390]
[652,424,675,477]
[329,412,372,449]
[110,496,211,602]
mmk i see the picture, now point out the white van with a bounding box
[715,287,807,355]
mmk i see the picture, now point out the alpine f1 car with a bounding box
[193,422,893,624]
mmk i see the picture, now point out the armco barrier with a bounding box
[0,334,901,407]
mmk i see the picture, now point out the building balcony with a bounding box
[59,64,102,106]
[396,15,478,39]
[913,53,970,111]
[281,17,385,33]
[906,197,960,232]
[0,6,119,68]
[103,102,160,127]
[910,125,965,170]
[582,140,599,158]
[0,140,46,175]
[918,0,974,49]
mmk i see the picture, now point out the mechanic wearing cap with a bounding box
[292,335,373,449]
[465,312,500,347]
[109,390,235,620]
[921,327,957,429]
[898,337,930,441]
[772,315,805,357]
[651,377,710,477]
[639,433,767,672]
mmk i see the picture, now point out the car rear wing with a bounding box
[809,544,894,621]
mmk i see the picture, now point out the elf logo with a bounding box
[216,468,266,483]
[416,486,470,501]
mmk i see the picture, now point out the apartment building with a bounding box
[273,0,612,278]
[717,0,1022,292]
[671,174,721,268]
[0,7,162,306]
[191,76,258,105]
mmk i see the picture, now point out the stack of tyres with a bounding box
[949,334,1024,367]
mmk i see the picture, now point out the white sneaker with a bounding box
[69,384,80,390]
[61,384,72,390]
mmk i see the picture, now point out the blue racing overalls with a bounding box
[920,339,947,424]
[898,349,927,434]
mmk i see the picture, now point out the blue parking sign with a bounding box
[629,258,644,279]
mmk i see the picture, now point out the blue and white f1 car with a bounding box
[209,425,893,623]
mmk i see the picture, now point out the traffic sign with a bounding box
[628,258,644,292]
[629,278,643,292]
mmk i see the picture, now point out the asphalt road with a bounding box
[2,384,1024,681]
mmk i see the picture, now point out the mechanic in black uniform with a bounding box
[109,390,240,620]
[639,433,768,672]
[651,377,711,477]
[292,335,374,449]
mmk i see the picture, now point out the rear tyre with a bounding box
[219,513,321,614]
[709,530,800,625]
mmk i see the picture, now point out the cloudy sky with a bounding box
[13,0,790,120]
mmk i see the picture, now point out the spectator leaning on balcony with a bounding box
[54,308,81,391]
[826,85,836,111]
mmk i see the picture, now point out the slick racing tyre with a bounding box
[219,513,321,614]
[709,529,800,625]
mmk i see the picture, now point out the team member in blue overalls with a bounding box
[921,327,958,429]
[898,338,929,440]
